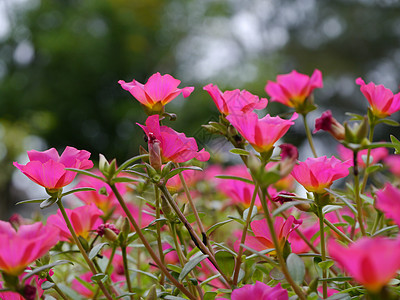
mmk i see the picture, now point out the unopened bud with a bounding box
[122,217,131,236]
[344,116,368,144]
[145,284,157,300]
[148,133,162,171]
[99,154,110,176]
[161,195,174,220]
[104,228,118,242]
[314,110,345,141]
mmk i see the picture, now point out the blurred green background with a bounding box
[1,0,400,218]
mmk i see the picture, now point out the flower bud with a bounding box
[344,116,368,144]
[279,144,298,177]
[313,110,345,141]
[148,132,162,171]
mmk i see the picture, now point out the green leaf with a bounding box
[186,212,205,223]
[164,296,187,300]
[206,219,234,236]
[203,291,217,300]
[319,276,352,282]
[116,293,136,299]
[178,254,208,281]
[41,281,55,290]
[360,194,374,205]
[325,189,357,215]
[129,269,158,281]
[326,293,351,300]
[167,264,183,274]
[345,112,364,121]
[273,200,312,216]
[214,175,254,184]
[313,257,323,278]
[243,206,258,221]
[62,187,96,197]
[391,135,400,154]
[215,250,235,277]
[112,176,145,183]
[230,148,250,156]
[39,197,58,209]
[23,260,73,281]
[377,118,400,127]
[65,168,106,181]
[88,243,108,260]
[227,215,245,225]
[270,267,285,280]
[373,225,398,236]
[123,170,150,179]
[365,163,383,174]
[15,198,47,205]
[318,260,335,270]
[322,205,343,214]
[115,154,149,175]
[91,273,108,282]
[362,142,394,150]
[164,166,203,181]
[287,253,305,285]
[342,215,355,226]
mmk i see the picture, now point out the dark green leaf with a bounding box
[112,176,144,183]
[365,163,383,174]
[203,291,218,300]
[186,212,205,223]
[345,112,364,121]
[214,175,254,184]
[273,200,312,216]
[178,254,209,281]
[206,219,234,236]
[116,293,136,299]
[318,260,334,270]
[377,118,400,127]
[164,166,203,181]
[15,198,47,205]
[23,260,73,281]
[129,269,158,280]
[115,154,149,175]
[91,273,108,282]
[215,250,235,277]
[62,187,96,197]
[88,243,108,260]
[391,135,400,154]
[41,281,55,290]
[270,267,285,280]
[229,148,250,156]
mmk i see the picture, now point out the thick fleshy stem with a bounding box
[154,184,165,285]
[353,151,367,236]
[361,123,376,192]
[158,184,233,288]
[232,182,259,286]
[315,195,327,299]
[177,164,215,257]
[109,184,197,300]
[302,113,318,158]
[56,200,114,300]
[261,189,307,300]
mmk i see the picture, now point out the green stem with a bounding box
[159,184,233,288]
[46,275,68,300]
[371,211,383,235]
[261,189,306,300]
[353,151,367,236]
[177,164,214,257]
[316,200,327,299]
[93,245,117,300]
[121,245,134,299]
[361,123,376,192]
[109,184,197,300]
[302,113,318,158]
[232,182,259,286]
[154,184,165,285]
[323,219,354,244]
[56,200,114,300]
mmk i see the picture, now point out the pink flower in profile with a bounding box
[329,237,400,292]
[226,112,298,153]
[119,72,194,113]
[220,282,288,300]
[203,84,268,115]
[47,203,103,242]
[337,144,388,168]
[138,114,210,163]
[291,156,351,194]
[265,69,323,108]
[14,146,93,191]
[384,155,400,176]
[0,221,59,276]
[375,183,400,227]
[245,216,301,253]
[356,77,400,118]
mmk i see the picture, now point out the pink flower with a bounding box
[114,202,154,231]
[356,77,400,118]
[137,114,210,163]
[291,156,351,194]
[337,144,388,168]
[119,72,194,113]
[47,203,103,242]
[203,84,268,115]
[265,69,323,108]
[245,216,301,253]
[228,282,288,300]
[329,237,400,292]
[375,183,400,227]
[74,170,126,214]
[313,110,345,140]
[384,155,400,176]
[14,146,93,191]
[71,272,95,298]
[226,112,298,153]
[0,221,59,276]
